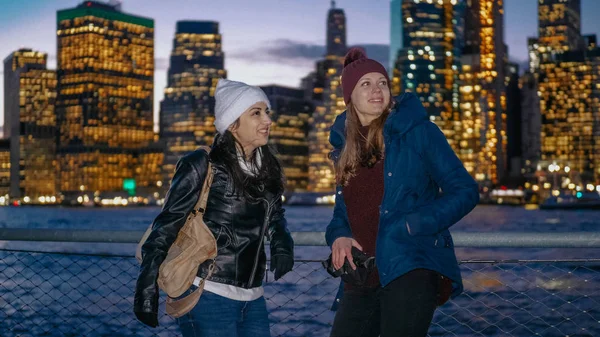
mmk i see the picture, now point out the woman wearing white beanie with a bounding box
[135,79,294,337]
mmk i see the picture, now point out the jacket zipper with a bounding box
[247,195,278,285]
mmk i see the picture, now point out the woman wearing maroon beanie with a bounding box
[325,48,479,336]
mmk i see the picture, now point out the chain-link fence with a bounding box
[1,248,599,336]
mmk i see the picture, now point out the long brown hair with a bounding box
[335,100,395,186]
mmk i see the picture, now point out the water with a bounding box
[1,205,599,336]
[1,204,597,259]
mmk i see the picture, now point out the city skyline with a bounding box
[2,0,600,131]
[0,0,598,202]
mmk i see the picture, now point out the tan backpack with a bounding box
[136,146,216,317]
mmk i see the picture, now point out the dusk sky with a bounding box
[1,0,600,128]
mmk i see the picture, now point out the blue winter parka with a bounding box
[325,92,480,305]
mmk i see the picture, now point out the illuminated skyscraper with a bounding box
[327,1,347,57]
[458,0,506,184]
[159,21,226,183]
[56,1,163,199]
[535,0,599,184]
[457,54,481,178]
[391,0,465,153]
[307,2,346,192]
[538,50,598,182]
[3,49,57,200]
[261,85,313,192]
[538,0,582,54]
[531,0,583,94]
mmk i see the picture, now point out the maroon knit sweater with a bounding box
[342,126,384,289]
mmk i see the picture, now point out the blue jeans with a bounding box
[176,289,271,337]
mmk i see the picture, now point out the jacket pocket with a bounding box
[384,214,410,242]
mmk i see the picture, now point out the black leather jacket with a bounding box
[134,149,294,315]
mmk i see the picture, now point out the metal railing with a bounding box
[2,228,600,247]
[1,230,599,336]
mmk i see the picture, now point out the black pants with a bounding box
[330,269,439,337]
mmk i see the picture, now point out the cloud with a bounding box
[261,39,325,60]
[229,39,325,66]
[229,39,390,70]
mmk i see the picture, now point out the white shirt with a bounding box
[194,277,264,301]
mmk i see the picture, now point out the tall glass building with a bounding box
[538,50,599,183]
[3,49,57,201]
[56,1,162,200]
[391,0,465,154]
[538,0,582,54]
[458,0,506,184]
[159,21,226,184]
[535,0,599,184]
[307,2,346,193]
[327,1,347,57]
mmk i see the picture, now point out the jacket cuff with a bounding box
[270,242,293,257]
[326,226,353,247]
[270,253,293,260]
[270,232,294,256]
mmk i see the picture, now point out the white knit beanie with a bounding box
[213,79,271,134]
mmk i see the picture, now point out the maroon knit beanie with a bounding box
[341,47,390,105]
